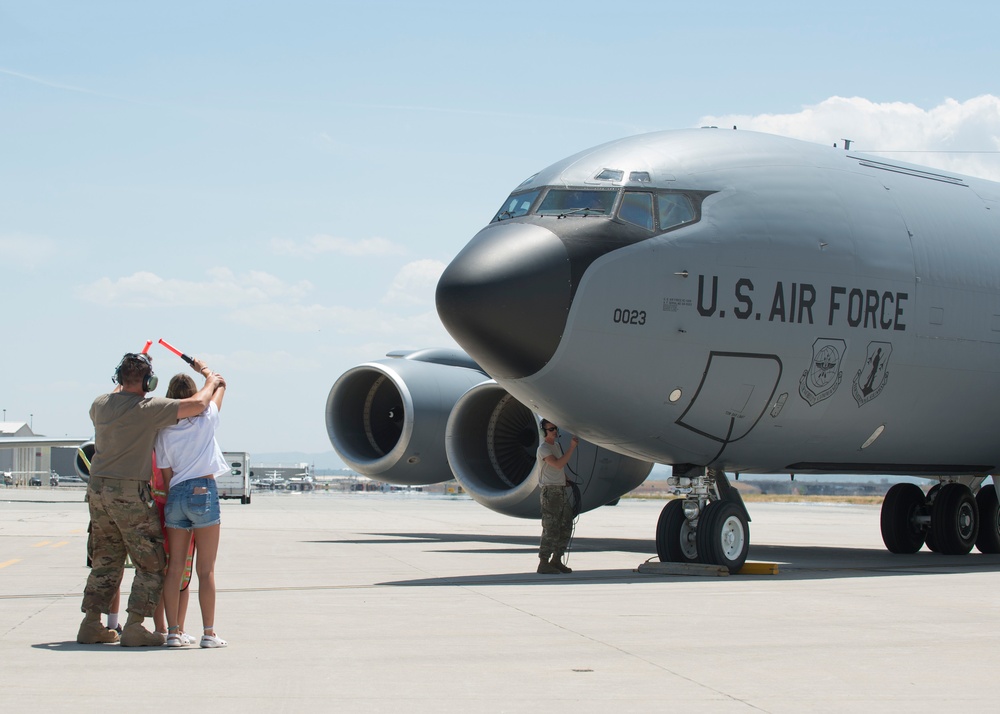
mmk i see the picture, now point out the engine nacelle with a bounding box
[325,350,487,485]
[446,381,652,518]
[74,440,95,484]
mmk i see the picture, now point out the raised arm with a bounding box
[543,436,579,470]
[176,357,224,419]
[211,381,226,411]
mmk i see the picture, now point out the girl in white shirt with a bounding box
[155,370,228,648]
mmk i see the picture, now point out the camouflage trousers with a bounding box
[539,485,574,559]
[82,476,166,617]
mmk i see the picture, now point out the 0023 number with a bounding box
[613,308,646,325]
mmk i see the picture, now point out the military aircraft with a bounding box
[327,128,1000,572]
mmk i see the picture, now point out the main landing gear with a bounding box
[880,477,1000,555]
[657,466,750,573]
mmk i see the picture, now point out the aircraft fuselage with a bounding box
[437,129,1000,477]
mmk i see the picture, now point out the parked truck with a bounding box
[218,451,251,504]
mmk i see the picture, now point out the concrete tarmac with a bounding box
[2,488,1000,713]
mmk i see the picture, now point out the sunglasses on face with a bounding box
[544,427,558,433]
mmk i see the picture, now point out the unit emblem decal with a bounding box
[799,338,846,406]
[852,341,892,407]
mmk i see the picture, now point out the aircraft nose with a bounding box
[436,222,571,380]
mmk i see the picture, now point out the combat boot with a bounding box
[77,613,119,644]
[550,555,572,574]
[537,556,561,574]
[120,621,165,647]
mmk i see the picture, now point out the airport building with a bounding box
[0,423,78,486]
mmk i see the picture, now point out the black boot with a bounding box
[550,554,572,573]
[537,555,561,574]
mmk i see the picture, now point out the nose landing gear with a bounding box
[656,466,750,573]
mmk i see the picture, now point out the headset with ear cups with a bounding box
[113,353,159,392]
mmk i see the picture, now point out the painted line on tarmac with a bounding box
[0,559,22,569]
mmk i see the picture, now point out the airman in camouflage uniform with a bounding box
[535,419,579,574]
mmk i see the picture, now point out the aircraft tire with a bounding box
[696,501,749,573]
[924,520,940,552]
[655,499,698,563]
[695,501,721,566]
[879,483,926,554]
[924,484,941,552]
[931,483,978,555]
[974,484,1000,554]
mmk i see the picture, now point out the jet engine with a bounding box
[445,381,653,518]
[74,440,95,483]
[325,349,488,485]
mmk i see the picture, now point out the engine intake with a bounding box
[325,354,486,485]
[446,381,652,518]
[74,441,95,483]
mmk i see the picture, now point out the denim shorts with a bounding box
[164,477,221,530]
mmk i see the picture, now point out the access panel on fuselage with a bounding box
[675,352,782,444]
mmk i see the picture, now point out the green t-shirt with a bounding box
[89,392,180,481]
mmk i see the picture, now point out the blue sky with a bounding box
[2,1,1000,458]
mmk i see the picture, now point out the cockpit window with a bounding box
[537,189,616,217]
[657,193,695,230]
[595,168,624,182]
[493,189,541,222]
[629,171,651,183]
[492,186,703,230]
[619,191,654,230]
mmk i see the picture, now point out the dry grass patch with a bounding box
[623,493,884,505]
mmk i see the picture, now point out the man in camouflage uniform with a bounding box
[78,352,221,646]
[535,419,578,574]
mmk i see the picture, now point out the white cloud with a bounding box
[222,349,322,375]
[78,268,313,308]
[0,234,57,269]
[227,303,362,333]
[700,95,1000,180]
[270,234,407,257]
[382,259,446,307]
[74,262,451,347]
[226,301,445,336]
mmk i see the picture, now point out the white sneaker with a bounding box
[200,633,227,648]
[180,632,197,646]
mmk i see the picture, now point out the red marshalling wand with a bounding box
[158,338,195,366]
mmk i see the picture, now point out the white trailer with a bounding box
[219,451,251,504]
